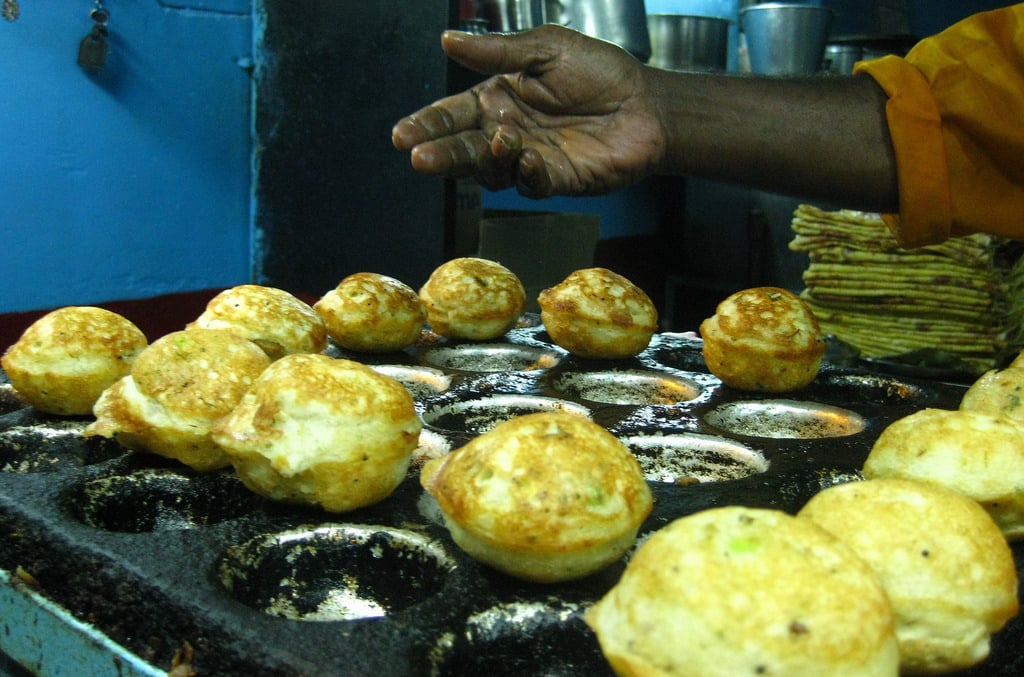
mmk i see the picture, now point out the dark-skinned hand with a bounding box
[392,24,665,198]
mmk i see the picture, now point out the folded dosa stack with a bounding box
[789,205,1024,374]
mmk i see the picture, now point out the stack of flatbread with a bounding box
[789,204,1024,374]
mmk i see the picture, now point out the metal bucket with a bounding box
[824,43,863,75]
[554,0,652,62]
[647,14,730,72]
[479,0,552,32]
[740,3,833,75]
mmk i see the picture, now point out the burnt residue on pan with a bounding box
[549,369,703,406]
[217,524,456,622]
[67,468,265,533]
[420,393,591,437]
[0,412,122,473]
[419,343,564,374]
[808,371,931,407]
[428,600,611,677]
[621,432,769,484]
[703,399,867,439]
[370,364,453,399]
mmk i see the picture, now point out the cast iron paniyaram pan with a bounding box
[1,324,1021,676]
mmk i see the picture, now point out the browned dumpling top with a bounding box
[421,411,652,582]
[213,353,421,512]
[85,328,271,471]
[314,272,425,352]
[538,267,657,359]
[419,257,525,340]
[800,478,1019,674]
[700,286,825,392]
[586,506,899,677]
[864,407,1024,541]
[189,284,326,359]
[2,306,148,415]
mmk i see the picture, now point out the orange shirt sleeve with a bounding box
[855,5,1024,247]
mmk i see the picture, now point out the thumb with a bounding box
[441,25,562,75]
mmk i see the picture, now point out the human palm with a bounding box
[393,25,665,197]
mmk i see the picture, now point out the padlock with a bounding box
[77,24,108,72]
[2,0,20,23]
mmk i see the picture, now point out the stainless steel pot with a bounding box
[554,0,651,62]
[740,2,833,75]
[647,13,730,72]
[479,0,552,32]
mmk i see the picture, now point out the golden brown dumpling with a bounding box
[85,329,271,470]
[799,478,1019,674]
[863,407,1024,541]
[537,268,657,359]
[1,307,148,416]
[419,257,526,340]
[188,284,326,359]
[960,363,1024,424]
[700,286,825,392]
[420,411,653,582]
[585,506,898,677]
[314,272,425,352]
[212,353,421,512]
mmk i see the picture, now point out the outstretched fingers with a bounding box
[408,131,489,177]
[392,89,483,150]
[515,147,554,197]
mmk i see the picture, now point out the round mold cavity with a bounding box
[68,468,264,532]
[410,428,454,473]
[0,384,27,415]
[778,468,867,509]
[428,601,609,677]
[421,394,591,436]
[704,399,865,439]
[370,364,453,399]
[813,372,924,406]
[218,524,455,622]
[813,467,865,490]
[551,369,702,406]
[461,369,546,395]
[641,332,709,373]
[0,419,123,473]
[419,343,563,373]
[622,433,769,484]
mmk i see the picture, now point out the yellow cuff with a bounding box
[855,56,952,248]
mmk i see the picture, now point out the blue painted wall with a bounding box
[0,1,252,313]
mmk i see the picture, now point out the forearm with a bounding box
[647,68,899,212]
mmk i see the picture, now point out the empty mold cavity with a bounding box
[428,601,609,677]
[68,468,263,532]
[0,384,26,415]
[410,429,454,472]
[704,399,865,439]
[641,333,709,373]
[812,373,924,406]
[622,433,769,484]
[218,524,455,622]
[0,419,123,473]
[419,343,563,373]
[370,364,453,399]
[551,369,702,406]
[421,395,591,436]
